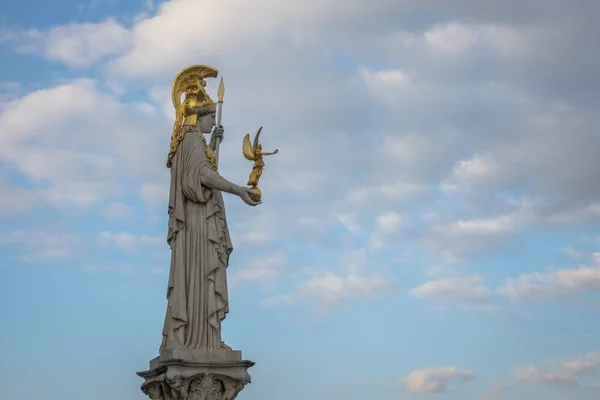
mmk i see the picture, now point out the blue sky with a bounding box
[1,0,600,399]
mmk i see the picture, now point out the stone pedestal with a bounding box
[137,350,254,400]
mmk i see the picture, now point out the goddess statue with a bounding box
[160,65,260,353]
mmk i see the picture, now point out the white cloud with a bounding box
[139,181,169,207]
[361,66,410,86]
[2,1,590,250]
[422,205,533,260]
[432,211,524,237]
[298,271,389,310]
[515,352,600,386]
[231,231,270,248]
[0,79,99,139]
[262,294,294,308]
[0,79,167,209]
[376,212,403,232]
[0,227,78,261]
[98,231,163,252]
[103,202,132,218]
[451,155,496,182]
[498,253,600,303]
[84,263,136,273]
[230,251,287,285]
[370,211,403,249]
[403,366,474,393]
[563,353,600,376]
[516,365,574,385]
[336,213,362,234]
[484,25,524,56]
[265,266,392,312]
[345,181,424,205]
[498,272,568,303]
[104,0,424,78]
[483,351,600,398]
[411,275,491,304]
[361,67,412,106]
[0,178,37,216]
[424,23,478,52]
[563,247,584,260]
[5,19,130,68]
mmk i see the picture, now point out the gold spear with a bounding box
[214,77,225,166]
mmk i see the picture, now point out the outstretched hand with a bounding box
[238,186,261,206]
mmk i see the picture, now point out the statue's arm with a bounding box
[181,134,260,206]
[199,165,242,196]
[199,164,260,206]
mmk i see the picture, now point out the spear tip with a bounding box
[217,77,225,102]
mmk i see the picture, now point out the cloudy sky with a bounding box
[1,0,600,399]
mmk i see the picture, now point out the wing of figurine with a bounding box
[243,134,255,160]
[253,126,263,152]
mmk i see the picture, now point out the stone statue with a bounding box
[161,65,260,353]
[138,64,259,400]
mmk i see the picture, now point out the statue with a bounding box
[242,127,279,202]
[138,64,260,400]
[161,65,261,353]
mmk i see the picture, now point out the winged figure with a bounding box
[242,126,279,188]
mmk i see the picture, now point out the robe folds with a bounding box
[160,129,233,352]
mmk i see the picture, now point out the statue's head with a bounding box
[184,83,200,99]
[180,79,216,132]
[197,108,216,134]
[168,65,219,168]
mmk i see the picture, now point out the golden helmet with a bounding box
[172,65,218,126]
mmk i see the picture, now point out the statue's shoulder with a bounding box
[180,130,209,162]
[181,128,202,146]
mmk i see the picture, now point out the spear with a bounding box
[214,77,225,167]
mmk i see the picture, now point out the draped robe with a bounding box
[160,129,233,352]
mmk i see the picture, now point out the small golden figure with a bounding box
[242,126,278,202]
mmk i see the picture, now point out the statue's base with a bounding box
[137,349,254,400]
